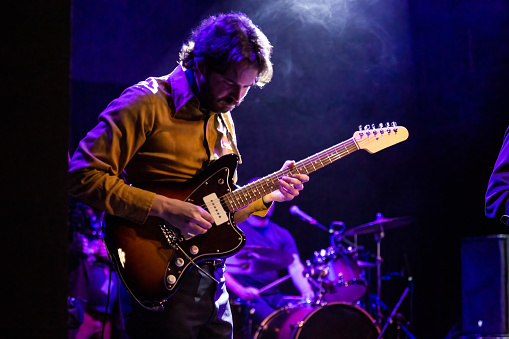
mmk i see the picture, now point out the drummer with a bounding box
[224,189,314,333]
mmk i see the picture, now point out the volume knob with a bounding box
[167,275,176,285]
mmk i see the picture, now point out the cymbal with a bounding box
[344,216,413,236]
[225,246,294,275]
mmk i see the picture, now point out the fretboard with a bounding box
[223,137,359,212]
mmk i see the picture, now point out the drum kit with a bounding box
[226,214,416,339]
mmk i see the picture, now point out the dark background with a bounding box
[3,0,508,338]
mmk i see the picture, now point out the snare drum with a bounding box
[255,302,379,339]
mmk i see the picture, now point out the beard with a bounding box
[196,76,242,114]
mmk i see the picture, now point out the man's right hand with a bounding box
[238,286,260,301]
[149,194,215,239]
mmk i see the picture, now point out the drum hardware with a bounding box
[345,213,414,326]
[291,205,416,332]
[303,262,329,298]
[305,275,327,298]
[374,224,384,326]
[303,263,329,279]
[382,271,405,280]
[377,287,416,339]
[289,206,370,304]
[279,295,319,308]
[306,240,368,304]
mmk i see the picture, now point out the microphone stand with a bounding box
[291,209,349,304]
[307,219,329,232]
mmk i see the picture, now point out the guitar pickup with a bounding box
[203,193,228,226]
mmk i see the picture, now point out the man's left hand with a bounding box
[263,161,309,203]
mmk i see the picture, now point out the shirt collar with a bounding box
[168,64,214,120]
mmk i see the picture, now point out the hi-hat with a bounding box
[344,216,413,236]
[225,246,293,274]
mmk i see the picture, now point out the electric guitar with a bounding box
[103,123,409,310]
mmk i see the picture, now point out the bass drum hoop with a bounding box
[255,302,380,339]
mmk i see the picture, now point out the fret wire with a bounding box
[295,139,357,175]
[228,195,236,211]
[223,137,361,212]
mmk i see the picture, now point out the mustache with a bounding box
[222,97,244,107]
[222,97,238,105]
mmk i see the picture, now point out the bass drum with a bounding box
[254,302,379,339]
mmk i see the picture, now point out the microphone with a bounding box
[289,205,317,225]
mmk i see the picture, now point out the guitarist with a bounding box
[68,12,309,339]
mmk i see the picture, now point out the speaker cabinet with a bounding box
[462,234,509,337]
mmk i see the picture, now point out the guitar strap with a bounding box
[185,68,212,166]
[218,113,242,164]
[185,68,201,103]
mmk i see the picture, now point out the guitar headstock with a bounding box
[354,122,409,154]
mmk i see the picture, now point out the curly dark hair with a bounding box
[179,12,273,88]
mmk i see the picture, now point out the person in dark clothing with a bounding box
[485,127,509,226]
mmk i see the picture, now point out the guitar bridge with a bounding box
[159,222,182,248]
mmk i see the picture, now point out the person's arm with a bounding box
[69,90,215,238]
[224,272,260,301]
[287,254,314,300]
[486,127,509,223]
[69,89,158,224]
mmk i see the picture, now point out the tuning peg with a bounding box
[364,124,371,131]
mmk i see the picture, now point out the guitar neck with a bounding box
[224,137,359,212]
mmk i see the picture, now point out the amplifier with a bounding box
[462,234,509,337]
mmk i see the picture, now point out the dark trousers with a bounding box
[124,263,233,339]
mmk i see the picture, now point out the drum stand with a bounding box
[349,223,385,326]
[374,228,384,326]
[372,227,416,339]
[377,287,416,339]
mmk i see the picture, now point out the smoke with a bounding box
[250,0,403,80]
[252,0,350,34]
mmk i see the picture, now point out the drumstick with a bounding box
[258,274,291,294]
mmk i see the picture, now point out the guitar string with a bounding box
[198,136,361,213]
[225,137,360,210]
[199,129,394,215]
